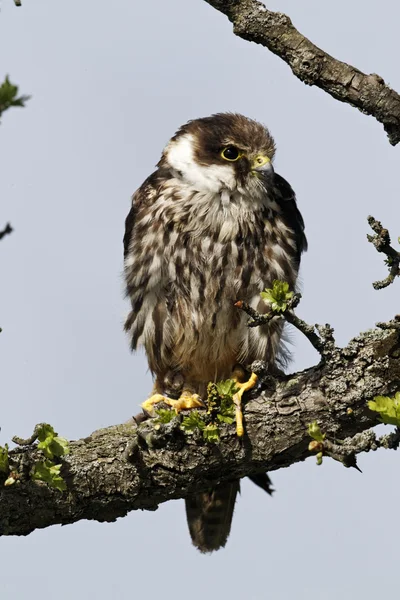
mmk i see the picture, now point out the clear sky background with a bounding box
[1,1,399,599]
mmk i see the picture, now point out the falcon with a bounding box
[124,113,307,552]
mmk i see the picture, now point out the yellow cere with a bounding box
[252,155,270,169]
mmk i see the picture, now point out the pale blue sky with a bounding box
[1,1,399,599]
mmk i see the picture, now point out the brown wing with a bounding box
[123,168,167,343]
[273,172,308,267]
[123,169,164,259]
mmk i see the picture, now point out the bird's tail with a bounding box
[185,481,240,553]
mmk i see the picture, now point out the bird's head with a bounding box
[159,113,276,196]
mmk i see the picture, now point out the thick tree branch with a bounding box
[204,0,400,145]
[1,324,400,536]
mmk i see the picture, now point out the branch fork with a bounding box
[235,294,337,359]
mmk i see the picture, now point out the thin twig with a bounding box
[367,216,400,289]
[314,428,400,471]
[12,423,47,446]
[235,295,336,357]
[376,315,400,330]
[0,223,13,241]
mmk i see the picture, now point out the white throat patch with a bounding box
[165,133,237,193]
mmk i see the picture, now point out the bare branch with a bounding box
[309,427,400,471]
[367,216,400,289]
[204,0,400,145]
[236,294,336,358]
[1,324,399,536]
[377,315,400,330]
[0,223,13,241]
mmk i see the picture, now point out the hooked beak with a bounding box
[251,155,273,175]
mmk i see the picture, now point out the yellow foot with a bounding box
[232,372,258,437]
[141,393,204,415]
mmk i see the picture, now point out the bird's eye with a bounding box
[221,146,241,161]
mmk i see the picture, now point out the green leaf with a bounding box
[37,424,70,459]
[217,413,235,424]
[49,436,69,457]
[154,408,175,424]
[214,379,236,423]
[215,379,239,398]
[203,423,220,443]
[261,280,293,312]
[307,422,326,442]
[368,392,400,426]
[0,75,31,118]
[0,444,9,473]
[32,460,66,491]
[37,424,56,442]
[181,410,205,434]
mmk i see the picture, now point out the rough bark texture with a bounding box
[1,325,399,537]
[204,0,400,145]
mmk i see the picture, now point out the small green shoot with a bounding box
[32,461,66,491]
[210,380,236,424]
[0,444,9,473]
[154,408,175,424]
[37,424,69,460]
[215,380,239,398]
[0,75,30,118]
[180,379,239,441]
[307,422,325,465]
[216,413,235,425]
[261,280,294,312]
[4,475,17,486]
[181,410,206,434]
[308,422,326,442]
[368,392,400,427]
[203,424,220,443]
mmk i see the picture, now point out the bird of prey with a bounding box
[124,113,307,552]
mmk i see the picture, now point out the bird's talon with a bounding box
[141,394,169,415]
[172,394,205,413]
[141,393,204,416]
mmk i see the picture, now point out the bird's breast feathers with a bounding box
[124,179,299,374]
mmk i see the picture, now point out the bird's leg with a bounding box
[231,365,258,437]
[141,378,205,415]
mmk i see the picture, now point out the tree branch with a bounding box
[203,0,400,145]
[1,324,400,536]
[0,223,13,241]
[367,216,400,289]
[236,294,336,358]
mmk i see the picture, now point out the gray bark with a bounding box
[1,325,399,537]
